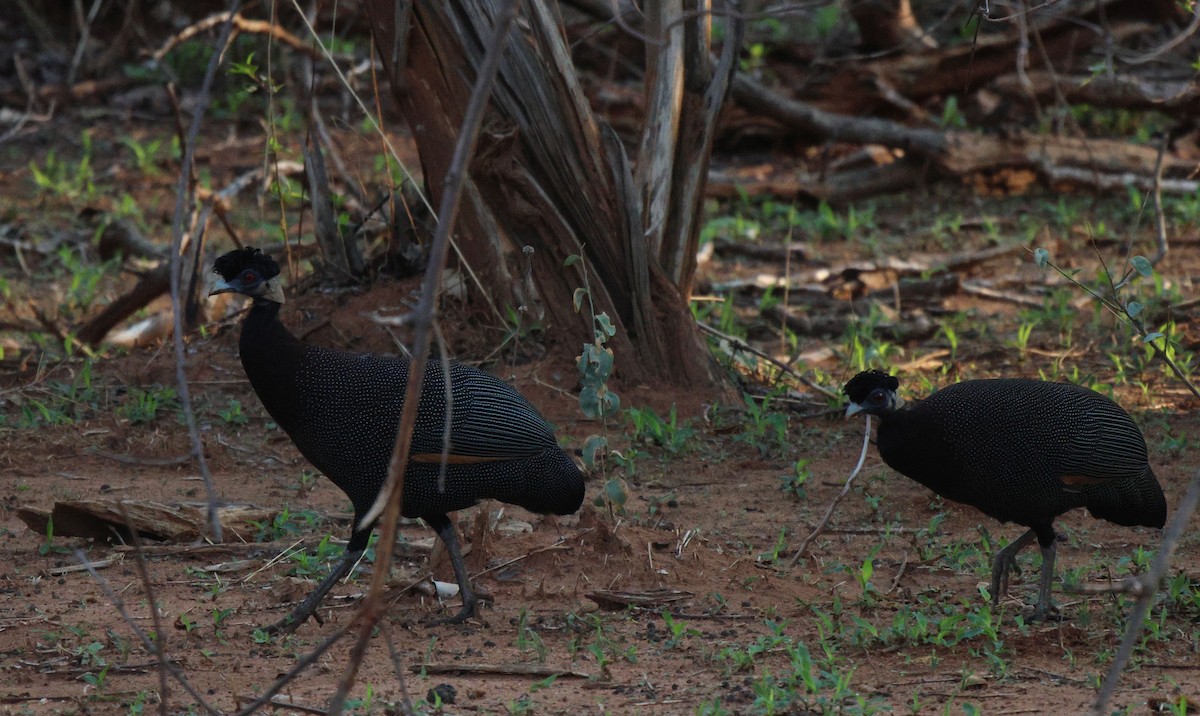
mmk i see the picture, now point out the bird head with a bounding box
[210,247,285,304]
[842,369,903,418]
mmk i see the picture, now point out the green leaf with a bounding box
[1130,255,1153,277]
[573,287,588,313]
[582,435,607,469]
[1033,248,1049,268]
[600,390,621,417]
[604,477,628,507]
[1144,332,1164,343]
[1126,301,1143,317]
[594,312,616,339]
[564,254,580,267]
[578,384,602,418]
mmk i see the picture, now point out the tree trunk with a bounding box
[362,0,724,388]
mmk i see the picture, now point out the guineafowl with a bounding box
[843,370,1166,620]
[211,247,585,632]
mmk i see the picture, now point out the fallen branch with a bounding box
[697,321,839,401]
[408,663,590,679]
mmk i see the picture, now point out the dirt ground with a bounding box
[2,214,1200,710]
[4,120,1200,715]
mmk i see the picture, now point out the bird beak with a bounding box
[210,277,237,296]
[845,402,864,419]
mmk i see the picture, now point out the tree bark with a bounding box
[363,0,722,387]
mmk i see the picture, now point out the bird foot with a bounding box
[261,611,312,636]
[433,588,496,625]
[436,598,480,625]
[1028,603,1063,623]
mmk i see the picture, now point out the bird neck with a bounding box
[239,300,306,434]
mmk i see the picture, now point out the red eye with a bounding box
[243,271,258,282]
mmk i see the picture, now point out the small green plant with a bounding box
[82,663,110,690]
[252,507,324,542]
[627,404,695,454]
[211,608,233,641]
[758,527,789,564]
[178,613,197,635]
[1011,320,1036,358]
[117,385,178,424]
[38,516,64,556]
[660,610,698,650]
[30,130,97,201]
[514,608,548,663]
[218,398,250,425]
[779,458,811,499]
[737,393,790,457]
[568,252,623,475]
[121,134,165,176]
[287,535,345,578]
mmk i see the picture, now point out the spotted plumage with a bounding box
[844,369,1166,619]
[211,247,585,631]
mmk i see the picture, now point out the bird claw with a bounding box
[436,598,480,625]
[1028,603,1063,623]
[261,614,303,636]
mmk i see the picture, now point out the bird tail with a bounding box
[1085,466,1167,529]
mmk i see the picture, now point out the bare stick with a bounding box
[330,3,523,713]
[382,629,417,716]
[789,414,873,567]
[75,550,219,715]
[1149,132,1169,267]
[1091,470,1200,715]
[232,622,354,716]
[119,505,171,716]
[410,663,591,678]
[168,1,241,544]
[697,321,839,401]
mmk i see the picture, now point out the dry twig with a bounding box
[330,3,523,713]
[789,414,873,566]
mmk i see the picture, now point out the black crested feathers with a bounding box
[213,246,280,282]
[843,369,1166,620]
[213,247,585,631]
[842,369,897,404]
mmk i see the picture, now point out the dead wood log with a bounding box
[587,588,694,610]
[17,500,275,543]
[736,74,1199,196]
[991,71,1200,115]
[711,238,809,262]
[764,303,938,341]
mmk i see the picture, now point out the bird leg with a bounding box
[428,514,479,624]
[1031,539,1059,622]
[989,528,1037,605]
[264,548,363,635]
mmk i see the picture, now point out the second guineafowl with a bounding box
[843,370,1166,620]
[211,247,585,632]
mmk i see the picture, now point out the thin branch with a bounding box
[788,414,873,567]
[1149,132,1169,267]
[697,321,840,401]
[119,505,171,716]
[76,550,220,715]
[330,2,523,713]
[232,622,354,716]
[1091,470,1200,715]
[382,629,417,716]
